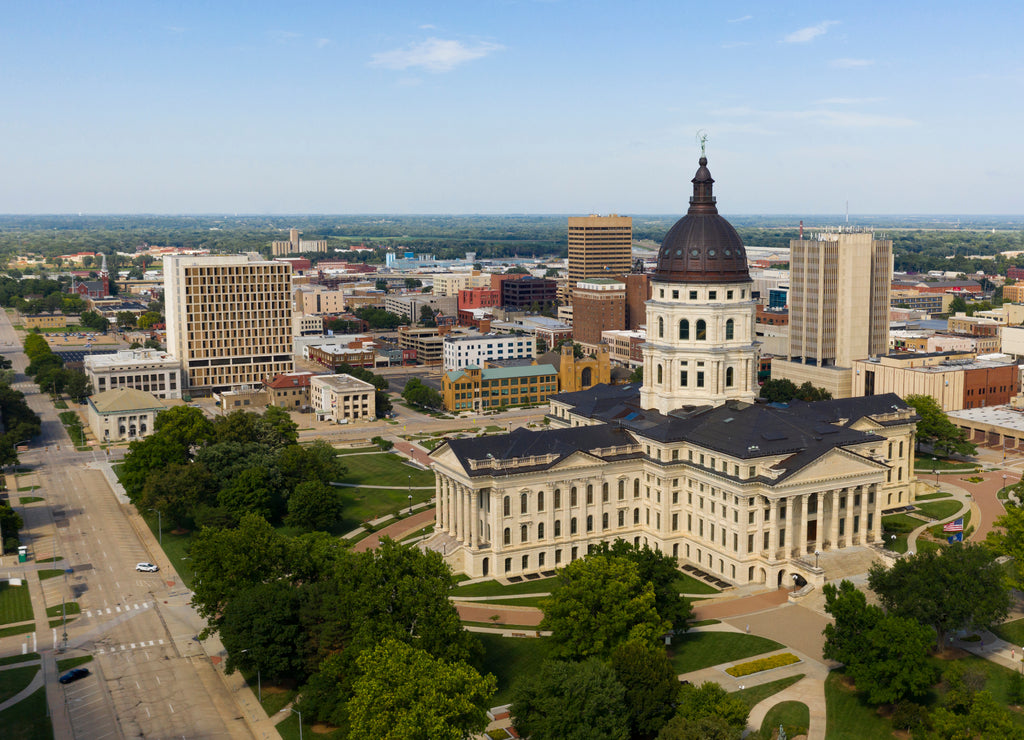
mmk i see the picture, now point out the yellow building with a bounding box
[23,313,67,329]
[534,344,612,393]
[442,363,559,412]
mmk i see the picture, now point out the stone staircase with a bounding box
[817,546,882,582]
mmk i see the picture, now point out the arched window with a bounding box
[570,487,578,506]
[658,316,664,338]
[503,496,510,517]
[538,522,545,539]
[554,520,562,537]
[618,480,625,499]
[602,512,609,529]
[521,524,528,543]
[570,517,578,535]
[503,527,511,545]
[618,510,625,527]
[634,508,640,524]
[725,367,734,387]
[586,485,593,504]
[554,489,561,508]
[586,515,593,532]
[725,318,734,340]
[657,364,663,384]
[696,319,707,340]
[633,479,640,498]
[538,491,545,512]
[679,319,689,340]
[602,482,609,502]
[520,493,528,514]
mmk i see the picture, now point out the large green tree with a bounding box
[610,641,680,739]
[287,480,344,531]
[346,638,495,740]
[867,545,1009,647]
[540,554,670,659]
[512,658,629,740]
[592,540,693,631]
[220,581,305,681]
[988,504,1024,589]
[904,394,977,457]
[845,614,936,705]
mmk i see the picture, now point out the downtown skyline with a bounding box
[2,1,1023,215]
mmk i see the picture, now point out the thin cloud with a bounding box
[316,38,332,48]
[815,97,884,105]
[783,21,838,43]
[727,15,753,23]
[830,58,874,69]
[370,38,504,72]
[420,24,437,30]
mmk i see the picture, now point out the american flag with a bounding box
[943,518,964,533]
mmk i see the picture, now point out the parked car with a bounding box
[59,668,90,684]
[135,562,159,572]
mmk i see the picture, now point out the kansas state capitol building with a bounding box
[424,156,919,587]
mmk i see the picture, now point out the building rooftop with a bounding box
[949,405,1024,433]
[310,373,376,391]
[266,371,317,389]
[88,387,166,414]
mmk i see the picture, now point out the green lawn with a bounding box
[37,569,63,581]
[669,632,784,674]
[478,634,553,705]
[824,670,895,740]
[56,655,93,672]
[461,620,540,631]
[881,513,921,533]
[471,596,549,609]
[0,581,33,625]
[732,674,805,709]
[915,491,952,501]
[0,653,39,667]
[277,712,343,740]
[0,624,35,638]
[672,572,720,595]
[993,617,1024,646]
[760,701,809,739]
[453,578,556,598]
[0,686,51,740]
[45,602,81,618]
[914,499,964,521]
[333,446,381,456]
[928,509,972,540]
[914,455,977,471]
[335,487,435,531]
[0,666,39,704]
[337,452,435,487]
[18,497,42,505]
[141,515,195,588]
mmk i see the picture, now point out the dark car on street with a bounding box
[59,668,90,684]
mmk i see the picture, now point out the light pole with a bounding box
[148,509,162,548]
[408,474,412,515]
[280,707,303,740]
[814,550,821,569]
[239,649,262,703]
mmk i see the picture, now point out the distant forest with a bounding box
[2,214,1024,275]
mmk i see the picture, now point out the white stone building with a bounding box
[84,349,183,400]
[310,374,377,423]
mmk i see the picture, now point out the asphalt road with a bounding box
[0,309,252,740]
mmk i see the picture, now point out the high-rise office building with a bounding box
[164,254,294,394]
[772,230,892,397]
[567,215,632,285]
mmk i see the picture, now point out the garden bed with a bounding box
[726,652,800,677]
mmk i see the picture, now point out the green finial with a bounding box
[696,130,709,157]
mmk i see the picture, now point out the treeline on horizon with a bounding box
[1,214,1024,274]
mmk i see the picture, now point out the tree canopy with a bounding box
[904,394,977,457]
[512,658,629,740]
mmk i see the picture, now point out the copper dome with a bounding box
[653,157,750,284]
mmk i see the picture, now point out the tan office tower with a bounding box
[567,215,632,284]
[773,230,892,397]
[164,254,294,394]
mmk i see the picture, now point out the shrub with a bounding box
[726,653,800,677]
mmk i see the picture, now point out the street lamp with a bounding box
[408,474,412,515]
[280,707,303,740]
[148,509,162,547]
[239,649,261,703]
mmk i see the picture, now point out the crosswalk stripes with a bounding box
[83,601,154,618]
[95,639,164,655]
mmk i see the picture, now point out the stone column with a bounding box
[768,498,780,560]
[829,490,840,550]
[844,488,855,547]
[470,487,479,548]
[455,484,464,542]
[462,485,472,545]
[796,493,807,557]
[754,496,764,555]
[435,476,443,529]
[870,485,882,542]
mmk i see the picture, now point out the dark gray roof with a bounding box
[438,425,641,478]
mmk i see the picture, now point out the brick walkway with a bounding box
[353,508,436,552]
[692,589,790,620]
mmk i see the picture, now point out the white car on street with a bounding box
[135,562,159,573]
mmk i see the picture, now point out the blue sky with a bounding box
[2,1,1022,215]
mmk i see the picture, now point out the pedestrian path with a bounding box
[906,484,972,551]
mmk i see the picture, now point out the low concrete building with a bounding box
[84,349,183,400]
[87,388,165,443]
[310,374,377,423]
[443,333,535,371]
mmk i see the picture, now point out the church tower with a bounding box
[639,156,759,413]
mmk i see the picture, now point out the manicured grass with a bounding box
[48,616,76,628]
[461,621,540,631]
[58,411,87,447]
[45,602,81,619]
[36,557,62,563]
[18,497,42,504]
[141,515,195,587]
[337,452,435,487]
[472,596,549,609]
[478,633,553,705]
[398,524,434,542]
[689,619,721,627]
[928,509,972,540]
[734,675,805,712]
[993,617,1024,646]
[915,491,952,501]
[335,487,436,531]
[453,578,556,598]
[0,624,35,638]
[0,581,33,625]
[0,653,39,667]
[37,569,64,581]
[56,655,93,672]
[670,632,784,674]
[760,701,810,740]
[0,666,39,704]
[277,713,343,740]
[0,685,51,740]
[914,455,977,471]
[914,499,964,521]
[824,670,895,740]
[881,513,921,533]
[333,446,381,456]
[672,572,720,595]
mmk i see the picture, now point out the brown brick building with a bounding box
[624,273,652,330]
[572,279,625,345]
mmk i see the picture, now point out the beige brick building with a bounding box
[310,374,376,423]
[164,254,294,394]
[568,215,632,285]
